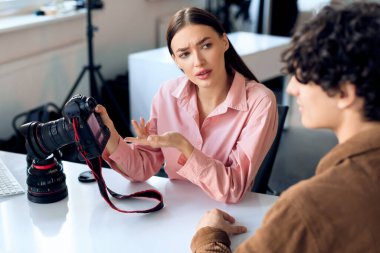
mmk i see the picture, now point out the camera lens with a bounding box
[19,118,75,160]
[27,155,68,203]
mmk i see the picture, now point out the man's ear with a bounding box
[337,82,357,109]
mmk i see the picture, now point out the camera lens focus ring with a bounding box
[27,156,68,203]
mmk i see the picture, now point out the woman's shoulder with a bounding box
[157,75,188,94]
[245,79,277,102]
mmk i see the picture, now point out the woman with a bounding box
[97,7,278,203]
[191,2,380,252]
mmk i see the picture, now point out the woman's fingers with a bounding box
[125,136,150,145]
[95,105,114,128]
[131,118,149,138]
[140,117,145,127]
[125,135,163,148]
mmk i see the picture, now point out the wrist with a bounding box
[180,138,194,159]
[106,132,120,154]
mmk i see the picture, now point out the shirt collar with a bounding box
[171,76,192,101]
[224,71,248,112]
[171,71,249,113]
[316,126,380,174]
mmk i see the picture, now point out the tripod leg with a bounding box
[62,67,89,109]
[91,66,104,104]
[94,66,106,85]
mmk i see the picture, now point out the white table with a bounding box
[0,151,277,253]
[128,31,291,127]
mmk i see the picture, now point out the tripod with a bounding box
[62,0,105,109]
[61,0,131,165]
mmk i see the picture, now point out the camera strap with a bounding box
[72,118,164,213]
[87,157,164,213]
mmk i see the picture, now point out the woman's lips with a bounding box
[195,69,212,80]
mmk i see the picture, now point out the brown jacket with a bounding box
[191,127,380,253]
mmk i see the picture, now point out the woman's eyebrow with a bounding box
[175,37,211,53]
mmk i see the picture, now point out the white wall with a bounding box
[0,0,205,139]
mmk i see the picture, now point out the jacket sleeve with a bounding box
[177,94,278,203]
[191,227,231,253]
[191,190,317,253]
[235,189,318,253]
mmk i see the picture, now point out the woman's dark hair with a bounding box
[282,2,380,121]
[166,7,258,82]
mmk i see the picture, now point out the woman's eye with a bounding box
[202,43,212,49]
[179,52,189,58]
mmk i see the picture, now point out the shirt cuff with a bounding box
[102,136,133,178]
[190,227,231,252]
[108,137,131,162]
[177,148,211,181]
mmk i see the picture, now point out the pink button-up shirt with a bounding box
[103,71,278,203]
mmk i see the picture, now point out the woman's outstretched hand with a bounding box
[126,118,194,158]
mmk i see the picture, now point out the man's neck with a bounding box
[335,119,380,144]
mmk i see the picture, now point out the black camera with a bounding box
[19,94,110,203]
[20,94,110,161]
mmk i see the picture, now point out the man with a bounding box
[190,2,380,252]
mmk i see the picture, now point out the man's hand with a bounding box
[197,209,247,235]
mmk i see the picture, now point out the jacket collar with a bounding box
[316,126,380,174]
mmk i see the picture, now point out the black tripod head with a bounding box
[76,0,104,10]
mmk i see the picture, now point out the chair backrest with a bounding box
[251,105,289,194]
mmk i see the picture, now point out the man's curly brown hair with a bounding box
[282,2,380,121]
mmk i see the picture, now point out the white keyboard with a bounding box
[0,158,25,196]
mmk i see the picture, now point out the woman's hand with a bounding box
[196,209,247,235]
[95,104,121,154]
[125,118,194,158]
[130,117,150,140]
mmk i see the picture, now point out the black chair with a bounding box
[251,105,289,195]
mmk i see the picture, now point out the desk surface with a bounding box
[0,151,277,253]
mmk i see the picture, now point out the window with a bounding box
[0,0,48,16]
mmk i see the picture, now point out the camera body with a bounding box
[62,94,110,160]
[19,94,110,203]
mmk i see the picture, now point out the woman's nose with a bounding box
[193,50,204,67]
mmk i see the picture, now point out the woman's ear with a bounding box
[171,54,177,64]
[171,54,180,68]
[172,54,184,72]
[337,82,357,109]
[222,33,229,52]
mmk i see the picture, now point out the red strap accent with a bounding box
[34,163,57,170]
[72,118,164,213]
